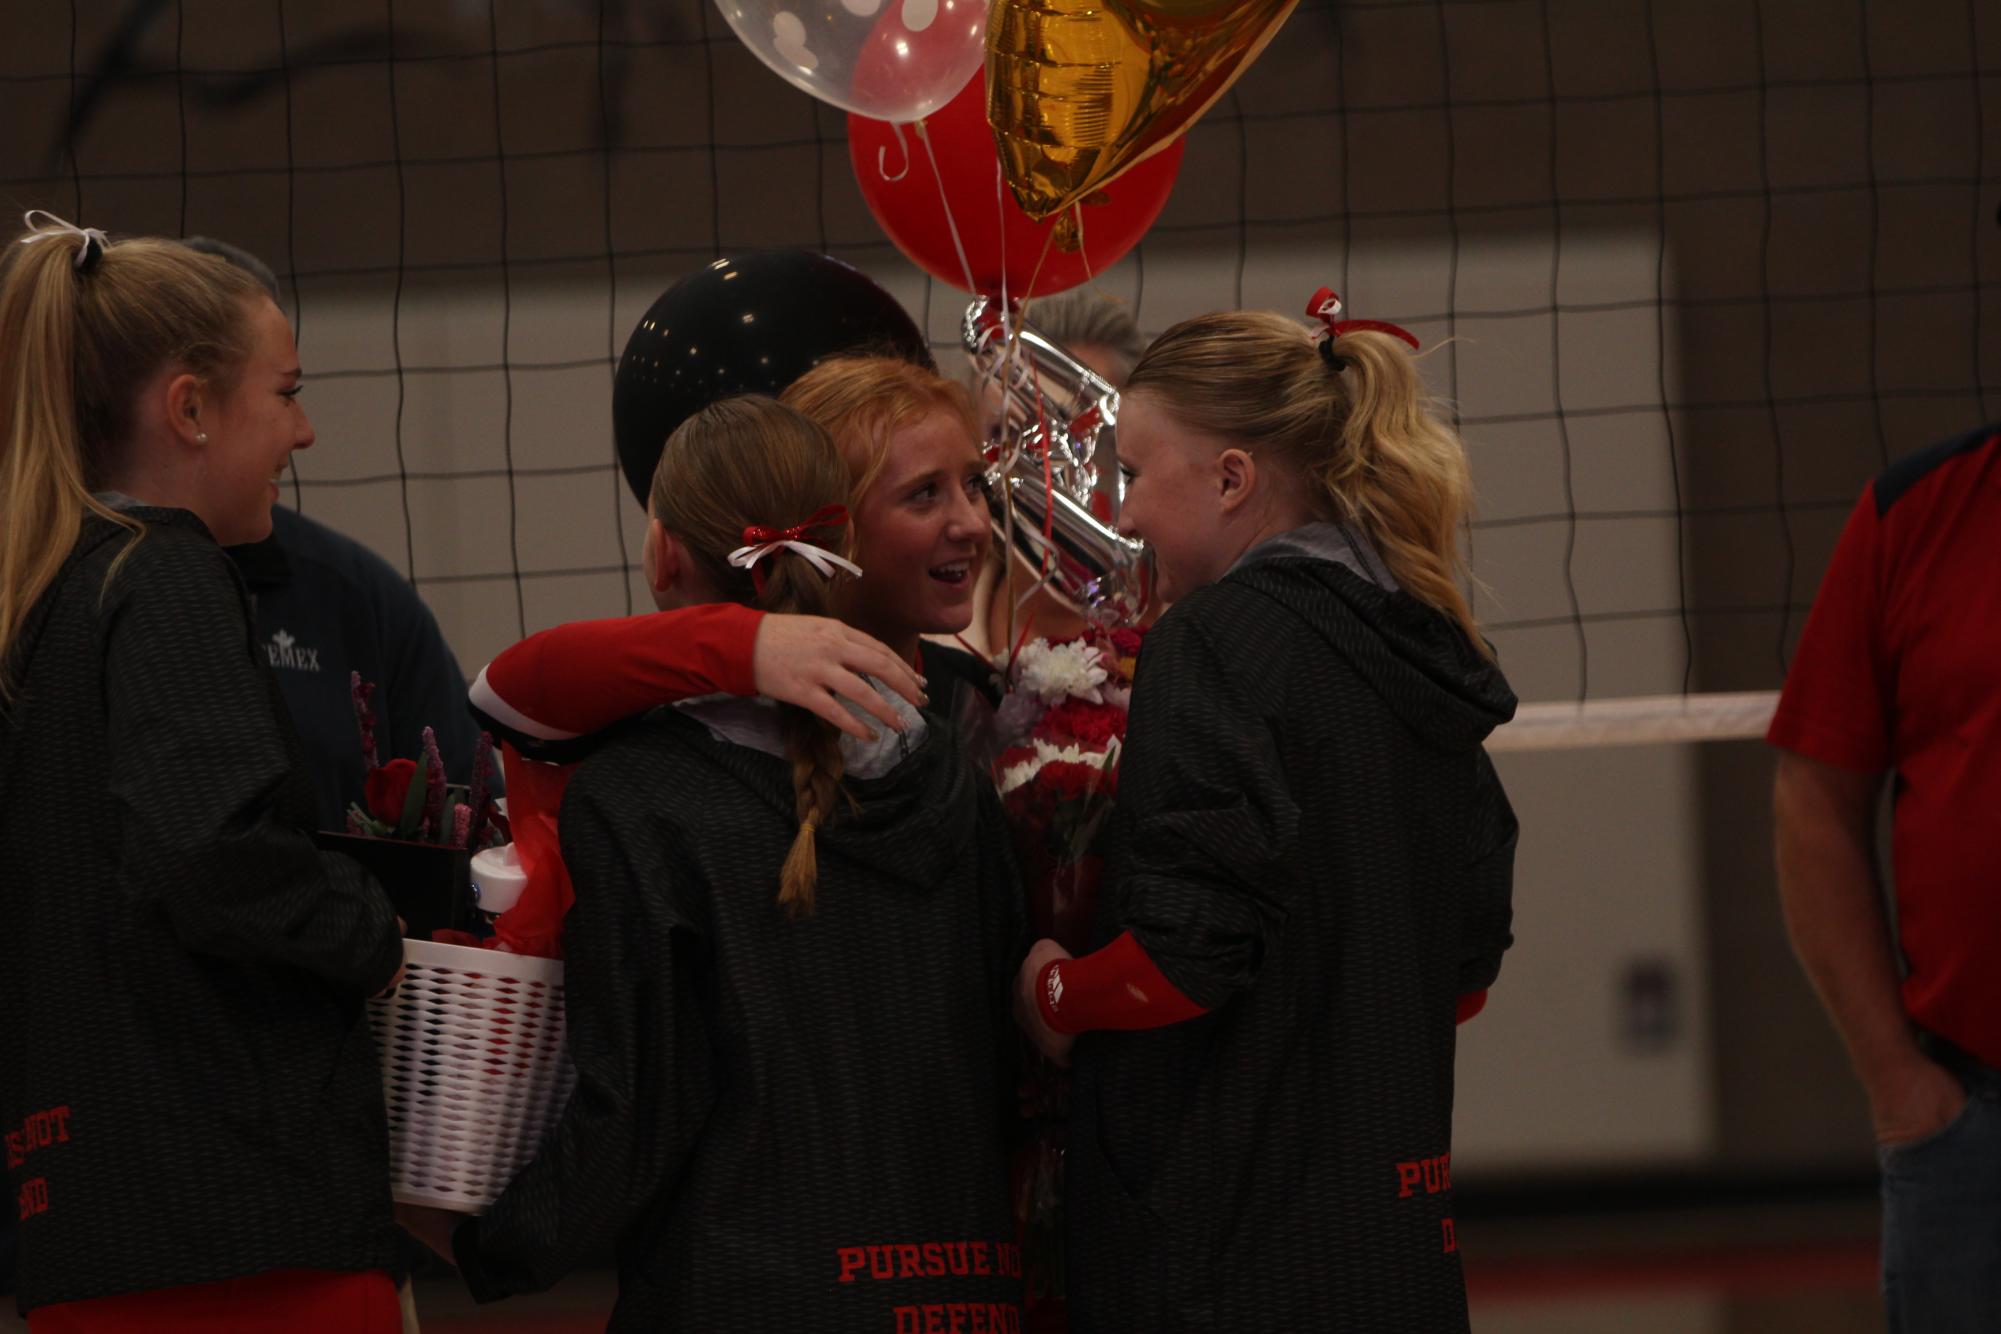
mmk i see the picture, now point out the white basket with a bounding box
[367,938,577,1211]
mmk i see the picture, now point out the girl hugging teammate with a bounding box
[447,396,1024,1333]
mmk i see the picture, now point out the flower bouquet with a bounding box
[311,673,506,942]
[993,627,1142,1328]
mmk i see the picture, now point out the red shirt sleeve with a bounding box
[472,604,764,743]
[1767,485,1892,774]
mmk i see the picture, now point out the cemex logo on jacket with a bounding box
[265,628,322,673]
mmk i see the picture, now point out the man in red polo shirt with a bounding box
[1768,421,2001,1333]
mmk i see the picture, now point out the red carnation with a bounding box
[1005,776,1058,829]
[1037,759,1107,802]
[1033,699,1126,748]
[364,758,418,826]
[1109,627,1144,658]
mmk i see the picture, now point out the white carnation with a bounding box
[999,756,1041,795]
[1009,638,1109,706]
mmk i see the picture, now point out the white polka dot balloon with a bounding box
[713,0,988,122]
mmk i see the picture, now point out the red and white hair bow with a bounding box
[1306,286,1420,351]
[727,503,863,593]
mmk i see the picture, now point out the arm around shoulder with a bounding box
[471,604,765,757]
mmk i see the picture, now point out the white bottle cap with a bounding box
[469,842,529,915]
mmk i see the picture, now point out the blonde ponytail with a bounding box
[0,232,110,698]
[1125,309,1490,658]
[648,396,859,916]
[0,219,264,697]
[1319,328,1484,655]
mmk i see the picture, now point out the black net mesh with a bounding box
[2,0,1995,700]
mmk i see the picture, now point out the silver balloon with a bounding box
[992,467,1150,628]
[963,296,1149,625]
[963,295,1120,504]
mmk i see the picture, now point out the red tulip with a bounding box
[364,758,418,827]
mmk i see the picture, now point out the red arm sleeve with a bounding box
[471,604,764,748]
[1766,486,1891,773]
[1037,932,1493,1032]
[1036,930,1209,1035]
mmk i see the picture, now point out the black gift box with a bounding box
[313,832,474,941]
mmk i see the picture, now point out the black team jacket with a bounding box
[454,696,1027,1331]
[0,509,405,1314]
[1067,526,1519,1334]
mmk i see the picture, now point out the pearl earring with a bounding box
[195,430,208,445]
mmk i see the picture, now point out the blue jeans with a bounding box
[1879,1048,2001,1333]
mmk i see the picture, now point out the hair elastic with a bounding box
[20,209,107,273]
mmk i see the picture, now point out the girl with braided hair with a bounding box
[438,396,1024,1332]
[463,354,992,958]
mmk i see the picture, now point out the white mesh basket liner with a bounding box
[367,937,577,1211]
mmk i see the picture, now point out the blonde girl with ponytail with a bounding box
[1012,294,1520,1332]
[443,395,1025,1333]
[0,215,406,1330]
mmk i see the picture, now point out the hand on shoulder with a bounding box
[752,614,928,740]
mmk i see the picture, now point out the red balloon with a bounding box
[848,75,1184,298]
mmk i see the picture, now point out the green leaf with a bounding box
[396,750,430,840]
[344,802,394,839]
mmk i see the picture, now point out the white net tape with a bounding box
[1487,692,1780,753]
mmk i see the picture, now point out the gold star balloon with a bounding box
[986,0,1300,221]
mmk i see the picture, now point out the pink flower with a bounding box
[420,726,447,839]
[350,672,379,770]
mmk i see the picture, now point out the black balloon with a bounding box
[613,251,933,505]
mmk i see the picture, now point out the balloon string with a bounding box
[994,155,1010,314]
[1002,448,1022,668]
[1022,224,1061,306]
[1073,204,1095,287]
[914,118,978,295]
[1029,347,1057,572]
[985,142,1026,656]
[876,122,912,183]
